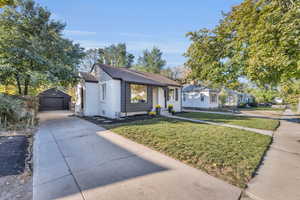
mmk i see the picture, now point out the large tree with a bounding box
[80,48,99,72]
[98,43,134,68]
[185,0,300,110]
[0,0,14,7]
[0,0,84,95]
[137,47,166,73]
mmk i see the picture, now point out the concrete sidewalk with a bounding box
[182,109,280,119]
[33,111,241,200]
[244,110,300,200]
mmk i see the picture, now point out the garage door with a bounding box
[41,97,64,111]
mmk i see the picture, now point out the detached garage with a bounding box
[38,88,71,111]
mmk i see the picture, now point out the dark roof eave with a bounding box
[85,80,99,83]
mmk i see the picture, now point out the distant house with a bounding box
[182,84,253,109]
[75,64,182,118]
[182,84,219,109]
[223,89,254,107]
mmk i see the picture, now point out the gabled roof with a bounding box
[79,72,98,83]
[95,64,181,87]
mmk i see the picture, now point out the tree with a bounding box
[98,43,134,68]
[0,0,84,95]
[137,47,166,73]
[0,0,14,7]
[80,49,99,72]
[185,0,300,109]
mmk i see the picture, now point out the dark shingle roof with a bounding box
[96,64,181,87]
[79,72,98,83]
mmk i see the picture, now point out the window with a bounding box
[210,94,217,103]
[200,94,205,102]
[183,93,186,101]
[169,88,178,101]
[168,89,175,100]
[130,84,147,103]
[101,83,106,100]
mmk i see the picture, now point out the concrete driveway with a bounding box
[33,111,241,200]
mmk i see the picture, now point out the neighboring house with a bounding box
[224,90,254,107]
[182,84,219,109]
[75,64,182,118]
[182,84,253,109]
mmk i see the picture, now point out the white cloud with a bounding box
[64,30,97,36]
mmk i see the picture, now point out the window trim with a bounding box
[101,83,106,101]
[130,84,148,104]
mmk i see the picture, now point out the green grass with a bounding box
[104,117,271,188]
[177,112,279,130]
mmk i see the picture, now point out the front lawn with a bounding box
[177,112,279,130]
[239,106,284,111]
[104,117,271,188]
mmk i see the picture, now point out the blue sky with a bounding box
[35,0,242,67]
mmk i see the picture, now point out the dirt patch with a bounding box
[0,131,34,200]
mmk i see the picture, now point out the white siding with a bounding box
[182,91,219,109]
[98,79,121,119]
[75,82,84,114]
[84,82,99,116]
[167,86,182,112]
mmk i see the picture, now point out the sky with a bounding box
[35,0,242,67]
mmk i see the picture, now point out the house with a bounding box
[182,84,219,109]
[224,90,254,107]
[182,84,254,109]
[75,64,182,118]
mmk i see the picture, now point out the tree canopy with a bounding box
[80,48,100,72]
[98,43,134,68]
[185,0,300,88]
[136,47,166,73]
[0,0,14,7]
[0,0,84,95]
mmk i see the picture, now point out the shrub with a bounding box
[0,94,37,130]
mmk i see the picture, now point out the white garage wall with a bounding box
[84,82,99,116]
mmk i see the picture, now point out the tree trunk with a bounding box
[15,73,22,95]
[24,74,30,95]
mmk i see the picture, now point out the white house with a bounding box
[75,64,182,118]
[224,90,254,107]
[182,84,254,109]
[182,84,219,109]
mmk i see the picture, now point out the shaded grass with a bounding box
[177,112,279,130]
[239,106,284,111]
[104,117,271,188]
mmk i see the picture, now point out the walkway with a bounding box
[163,113,274,136]
[33,111,241,200]
[245,110,300,200]
[182,109,280,120]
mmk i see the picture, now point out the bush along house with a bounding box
[75,64,182,118]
